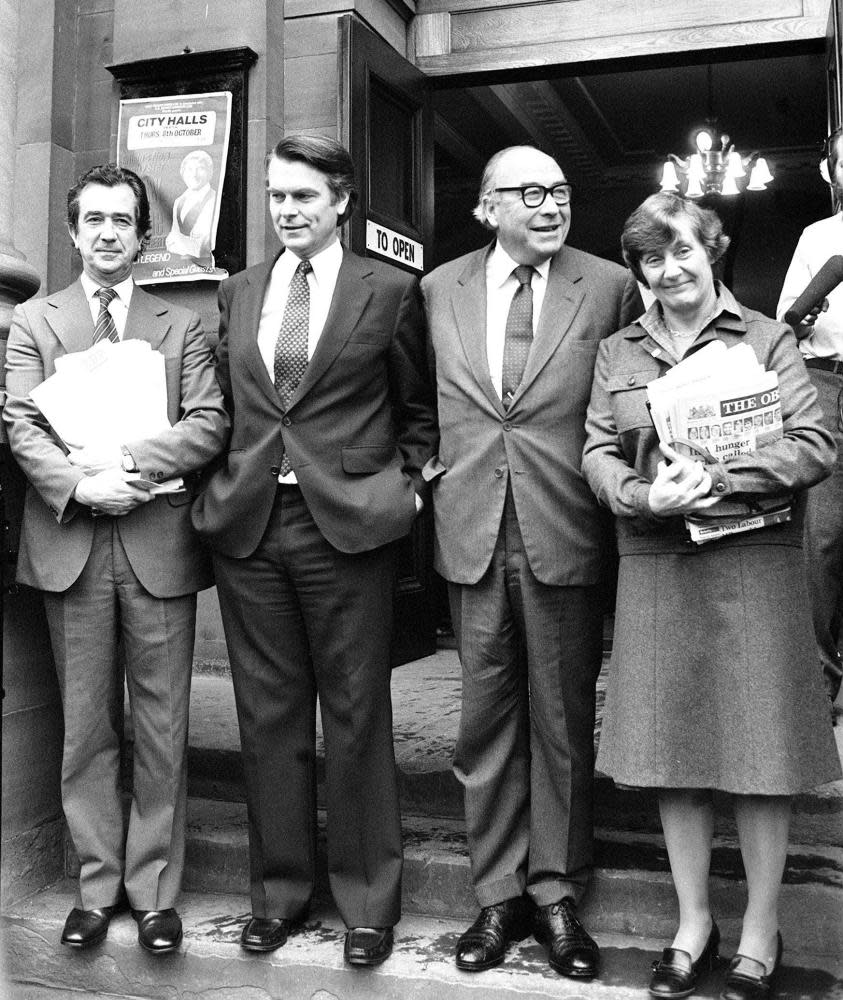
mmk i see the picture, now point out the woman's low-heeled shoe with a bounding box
[721,932,782,1000]
[649,922,720,999]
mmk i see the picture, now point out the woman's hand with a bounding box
[648,442,721,517]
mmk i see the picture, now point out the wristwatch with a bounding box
[120,446,139,474]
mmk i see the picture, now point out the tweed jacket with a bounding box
[582,290,835,555]
[422,241,641,586]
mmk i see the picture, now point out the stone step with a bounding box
[4,881,842,1000]
[59,798,843,959]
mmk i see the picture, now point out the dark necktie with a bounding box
[93,286,119,344]
[501,265,534,408]
[274,259,312,474]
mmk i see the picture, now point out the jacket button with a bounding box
[627,375,636,386]
[282,416,292,427]
[270,466,280,476]
[494,468,504,478]
[503,422,512,431]
[715,482,727,493]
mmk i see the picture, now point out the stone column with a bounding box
[0,0,41,343]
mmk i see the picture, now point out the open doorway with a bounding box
[429,42,830,319]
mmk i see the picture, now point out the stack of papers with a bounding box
[31,340,182,494]
[646,341,790,543]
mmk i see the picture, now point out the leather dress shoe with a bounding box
[649,922,720,998]
[240,916,296,952]
[721,933,783,1000]
[132,908,183,954]
[344,926,394,966]
[61,906,115,948]
[455,896,534,972]
[534,898,600,979]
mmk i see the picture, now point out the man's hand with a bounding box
[67,444,123,475]
[648,442,721,517]
[73,469,152,516]
[795,298,829,341]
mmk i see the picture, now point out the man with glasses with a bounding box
[421,145,640,979]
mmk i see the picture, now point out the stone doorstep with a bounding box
[57,797,843,959]
[4,883,842,1000]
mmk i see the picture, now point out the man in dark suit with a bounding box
[3,164,229,953]
[191,135,436,965]
[421,145,640,978]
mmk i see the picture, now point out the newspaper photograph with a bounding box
[117,92,232,285]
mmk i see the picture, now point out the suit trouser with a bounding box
[212,485,403,928]
[42,517,195,911]
[803,366,843,702]
[449,486,603,909]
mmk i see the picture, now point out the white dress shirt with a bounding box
[485,242,551,398]
[258,238,344,483]
[777,212,843,360]
[80,272,133,339]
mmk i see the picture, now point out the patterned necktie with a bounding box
[501,265,534,408]
[93,286,119,344]
[274,259,312,474]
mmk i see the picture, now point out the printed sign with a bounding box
[117,92,232,284]
[366,220,424,272]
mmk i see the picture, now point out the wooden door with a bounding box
[338,14,436,665]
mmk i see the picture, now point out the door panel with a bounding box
[338,14,436,665]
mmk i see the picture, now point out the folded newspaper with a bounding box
[646,341,791,544]
[30,339,183,494]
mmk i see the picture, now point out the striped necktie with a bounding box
[93,287,119,344]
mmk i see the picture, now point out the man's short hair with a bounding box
[265,135,358,225]
[180,149,214,179]
[67,163,151,239]
[621,192,730,287]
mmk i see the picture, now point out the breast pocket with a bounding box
[605,370,655,433]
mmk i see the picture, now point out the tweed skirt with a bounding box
[596,541,842,794]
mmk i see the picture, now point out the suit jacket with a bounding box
[3,279,230,597]
[421,241,641,587]
[191,247,438,558]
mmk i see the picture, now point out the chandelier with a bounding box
[659,125,773,198]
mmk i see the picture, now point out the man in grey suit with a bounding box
[3,164,229,953]
[421,146,640,978]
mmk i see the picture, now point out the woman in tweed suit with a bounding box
[582,193,841,1000]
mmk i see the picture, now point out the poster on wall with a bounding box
[116,91,232,284]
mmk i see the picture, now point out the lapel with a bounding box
[241,254,282,410]
[451,244,505,416]
[510,245,586,406]
[43,280,96,354]
[123,284,172,350]
[285,248,374,408]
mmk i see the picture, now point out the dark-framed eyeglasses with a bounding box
[491,183,573,208]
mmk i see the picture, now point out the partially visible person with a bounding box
[422,144,641,980]
[165,149,216,261]
[583,192,840,1000]
[192,134,437,967]
[777,125,843,716]
[3,163,229,954]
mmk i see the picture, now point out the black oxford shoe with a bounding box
[240,916,296,952]
[649,922,720,999]
[534,898,600,980]
[455,896,534,972]
[344,926,394,966]
[61,906,115,948]
[132,908,183,954]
